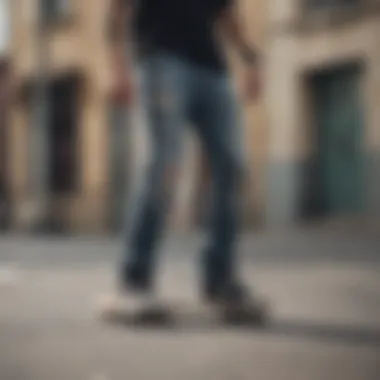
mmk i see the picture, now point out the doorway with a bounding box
[48,74,80,195]
[303,63,364,218]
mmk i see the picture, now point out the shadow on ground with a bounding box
[104,317,380,347]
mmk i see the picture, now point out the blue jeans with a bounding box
[121,51,246,292]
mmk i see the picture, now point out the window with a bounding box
[300,0,375,29]
[307,0,359,8]
[41,0,71,23]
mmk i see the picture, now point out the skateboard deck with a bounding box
[95,293,270,327]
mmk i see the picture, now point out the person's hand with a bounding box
[111,59,135,105]
[241,65,261,104]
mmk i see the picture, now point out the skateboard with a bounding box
[95,293,270,327]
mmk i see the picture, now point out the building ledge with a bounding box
[272,2,380,35]
[297,2,380,32]
[43,14,78,32]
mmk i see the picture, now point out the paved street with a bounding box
[0,229,380,380]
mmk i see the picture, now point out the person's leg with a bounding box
[119,53,190,293]
[192,70,246,300]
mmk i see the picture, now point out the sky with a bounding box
[0,0,9,54]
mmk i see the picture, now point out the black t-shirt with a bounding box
[134,0,232,70]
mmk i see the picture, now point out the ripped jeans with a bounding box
[121,50,246,292]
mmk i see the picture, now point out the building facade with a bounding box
[9,0,122,232]
[0,0,10,229]
[0,57,10,229]
[265,0,380,225]
[7,0,268,233]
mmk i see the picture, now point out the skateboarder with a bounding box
[109,0,263,311]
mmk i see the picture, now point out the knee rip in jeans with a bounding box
[154,164,179,203]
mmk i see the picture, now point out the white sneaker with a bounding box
[95,290,164,319]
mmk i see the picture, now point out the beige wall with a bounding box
[267,11,380,161]
[8,0,269,231]
[9,0,113,230]
[239,0,269,223]
[265,0,380,224]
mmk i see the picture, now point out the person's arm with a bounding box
[217,1,261,101]
[109,0,134,103]
[109,0,133,61]
[218,2,260,66]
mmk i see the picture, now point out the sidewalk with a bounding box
[0,229,380,380]
[0,225,379,266]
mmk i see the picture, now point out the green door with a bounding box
[312,65,363,215]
